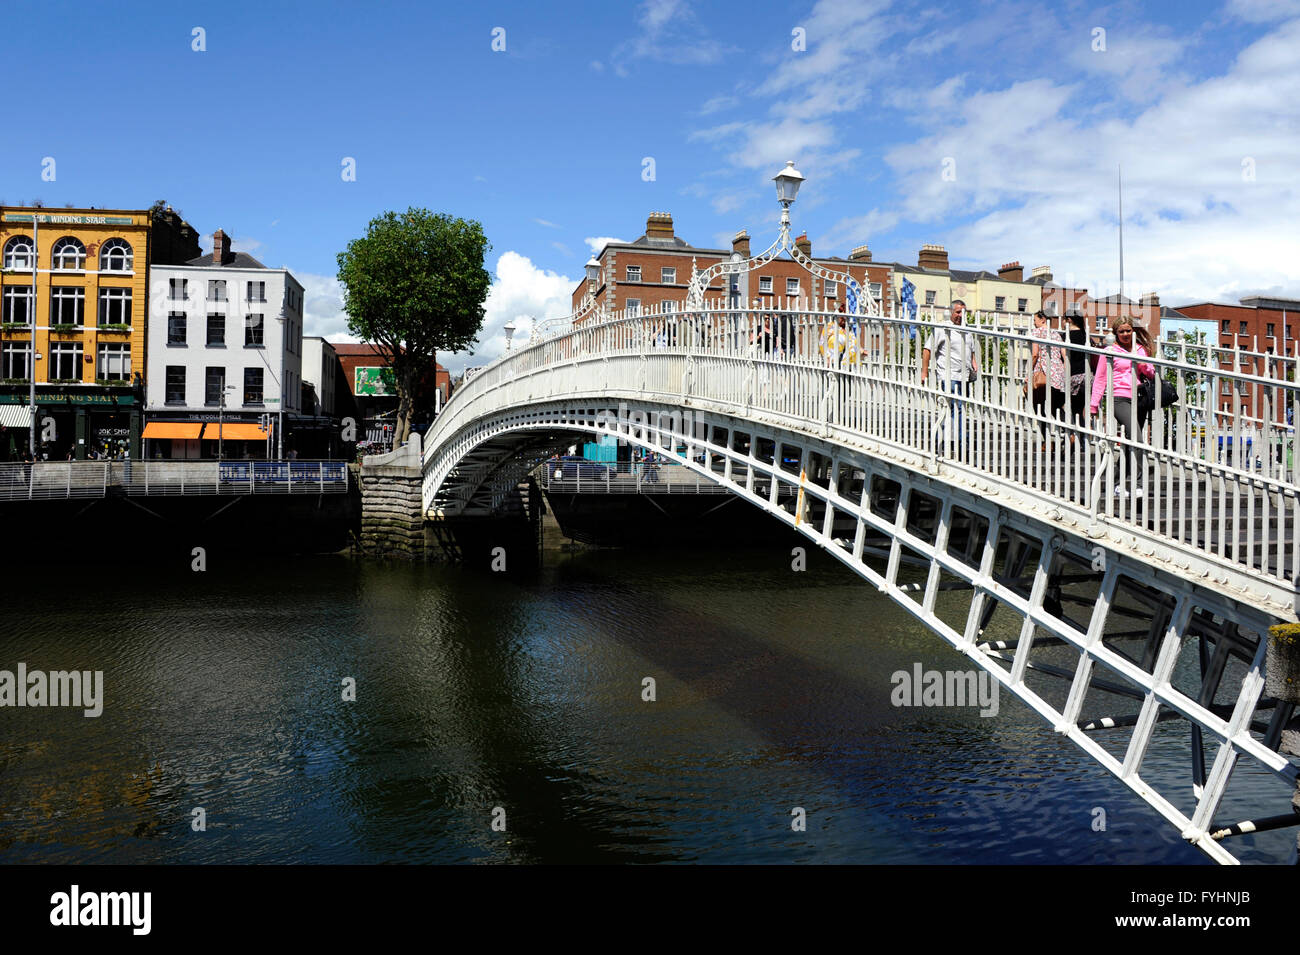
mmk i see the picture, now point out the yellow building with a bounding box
[0,207,151,459]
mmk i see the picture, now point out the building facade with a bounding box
[573,213,894,321]
[0,206,154,460]
[144,231,304,458]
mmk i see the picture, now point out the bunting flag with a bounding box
[845,277,861,334]
[900,276,918,339]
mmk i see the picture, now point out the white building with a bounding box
[300,336,337,417]
[145,230,304,458]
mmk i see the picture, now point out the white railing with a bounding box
[538,458,732,494]
[0,460,349,499]
[429,301,1300,590]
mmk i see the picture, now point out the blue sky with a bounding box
[4,0,1298,371]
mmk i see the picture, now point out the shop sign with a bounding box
[2,213,135,225]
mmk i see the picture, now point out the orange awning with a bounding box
[202,422,268,441]
[142,422,204,440]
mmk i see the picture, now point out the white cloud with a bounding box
[699,93,739,115]
[616,0,734,67]
[297,272,353,342]
[442,251,577,374]
[1225,0,1300,21]
[869,17,1300,305]
[584,235,625,255]
[551,240,573,257]
[533,217,560,228]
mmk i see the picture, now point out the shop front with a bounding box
[142,414,273,460]
[0,389,139,460]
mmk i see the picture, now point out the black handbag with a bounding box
[1138,378,1178,411]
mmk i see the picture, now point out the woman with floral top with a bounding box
[1030,309,1067,448]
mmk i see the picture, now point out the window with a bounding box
[49,342,82,381]
[165,366,186,404]
[1221,380,1232,395]
[1018,298,1028,312]
[1,342,31,379]
[869,282,883,301]
[625,266,641,282]
[1267,323,1276,337]
[1222,320,1230,333]
[625,299,641,315]
[208,280,227,302]
[50,286,85,325]
[759,276,773,294]
[243,367,264,405]
[98,287,132,326]
[205,367,226,406]
[245,313,264,347]
[98,238,133,272]
[995,296,1006,311]
[661,267,676,284]
[1240,321,1248,335]
[247,281,266,303]
[97,343,130,381]
[661,300,675,313]
[825,280,838,298]
[925,290,936,305]
[167,312,187,345]
[2,286,33,325]
[2,236,34,270]
[787,278,800,296]
[207,313,225,346]
[50,237,86,270]
[169,278,188,301]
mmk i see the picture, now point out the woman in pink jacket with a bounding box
[1089,317,1156,498]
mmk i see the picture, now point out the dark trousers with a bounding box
[1034,386,1067,440]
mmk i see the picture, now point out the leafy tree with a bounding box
[337,208,491,445]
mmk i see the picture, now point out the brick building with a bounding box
[573,213,893,319]
[1173,297,1300,423]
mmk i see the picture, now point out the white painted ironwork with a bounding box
[0,460,349,499]
[423,297,1300,864]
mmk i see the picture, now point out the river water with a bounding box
[0,542,1242,864]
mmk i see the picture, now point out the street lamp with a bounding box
[217,383,237,461]
[773,160,804,229]
[503,319,517,352]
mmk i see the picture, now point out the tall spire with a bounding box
[1117,165,1125,303]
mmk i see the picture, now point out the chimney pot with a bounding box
[997,261,1024,282]
[732,230,750,257]
[849,244,872,262]
[917,243,949,271]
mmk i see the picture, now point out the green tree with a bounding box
[337,208,491,445]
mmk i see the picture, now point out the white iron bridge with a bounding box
[423,293,1300,864]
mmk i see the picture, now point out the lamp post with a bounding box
[29,213,39,457]
[772,159,804,236]
[217,383,237,461]
[503,319,517,352]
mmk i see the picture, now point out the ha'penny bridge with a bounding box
[423,168,1300,864]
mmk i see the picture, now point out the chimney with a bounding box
[998,261,1023,283]
[794,232,811,258]
[212,229,230,265]
[645,212,674,241]
[1031,265,1053,283]
[732,230,750,258]
[849,244,872,262]
[1139,291,1160,307]
[918,243,948,271]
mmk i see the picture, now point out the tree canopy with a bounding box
[337,208,491,445]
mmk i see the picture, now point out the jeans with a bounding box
[938,379,970,455]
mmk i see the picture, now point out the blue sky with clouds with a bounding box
[4,0,1298,371]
